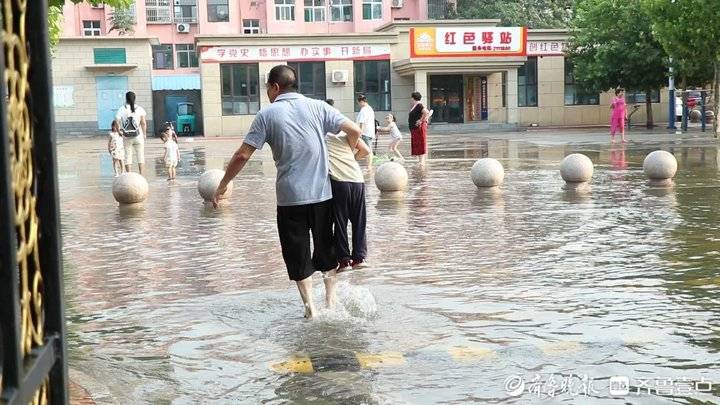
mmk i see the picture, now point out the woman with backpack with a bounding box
[115,91,148,175]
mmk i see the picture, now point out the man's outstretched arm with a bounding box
[213,142,257,207]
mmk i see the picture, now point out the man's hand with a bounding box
[212,183,227,208]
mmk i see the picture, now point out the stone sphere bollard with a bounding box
[198,169,233,202]
[643,150,677,182]
[706,110,715,123]
[689,109,701,123]
[112,172,148,205]
[374,162,408,192]
[471,158,504,188]
[560,153,594,183]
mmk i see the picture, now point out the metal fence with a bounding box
[0,0,68,403]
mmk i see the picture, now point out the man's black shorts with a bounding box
[276,199,337,281]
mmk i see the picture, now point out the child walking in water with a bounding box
[610,88,627,143]
[161,128,179,180]
[377,113,404,162]
[107,121,125,176]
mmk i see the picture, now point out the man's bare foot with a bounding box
[303,302,316,319]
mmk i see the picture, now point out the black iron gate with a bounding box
[0,0,68,403]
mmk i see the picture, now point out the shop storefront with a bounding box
[195,20,669,136]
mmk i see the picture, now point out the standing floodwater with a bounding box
[59,131,720,404]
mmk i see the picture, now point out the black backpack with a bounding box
[122,108,139,137]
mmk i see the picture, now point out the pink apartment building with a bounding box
[53,0,456,135]
[51,0,666,137]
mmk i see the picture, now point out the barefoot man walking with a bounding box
[212,65,363,319]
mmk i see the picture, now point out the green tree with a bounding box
[108,6,137,36]
[48,0,134,48]
[455,0,574,28]
[566,0,667,127]
[645,0,719,135]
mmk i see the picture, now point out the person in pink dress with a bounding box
[610,88,627,143]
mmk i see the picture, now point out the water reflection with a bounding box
[57,135,720,403]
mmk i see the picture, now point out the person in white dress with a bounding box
[376,113,404,162]
[107,120,125,176]
[161,128,180,181]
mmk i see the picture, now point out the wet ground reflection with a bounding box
[58,133,720,403]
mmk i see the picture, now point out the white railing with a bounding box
[174,15,198,23]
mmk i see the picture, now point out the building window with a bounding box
[176,44,198,68]
[362,0,382,20]
[174,0,197,23]
[331,0,352,22]
[354,60,391,111]
[207,0,229,22]
[275,0,295,21]
[152,44,174,69]
[564,61,599,105]
[518,57,538,107]
[287,62,326,100]
[304,0,325,22]
[221,64,260,115]
[93,48,126,64]
[626,90,660,104]
[83,20,101,36]
[242,19,260,34]
[146,0,172,23]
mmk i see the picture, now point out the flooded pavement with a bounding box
[58,130,720,404]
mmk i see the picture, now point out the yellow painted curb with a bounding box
[355,352,406,368]
[538,341,584,355]
[270,356,314,374]
[448,346,495,361]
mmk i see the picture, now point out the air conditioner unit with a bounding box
[176,23,190,33]
[391,0,403,8]
[331,70,349,83]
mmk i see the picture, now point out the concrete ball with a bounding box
[560,153,594,183]
[689,109,701,122]
[198,169,233,202]
[643,150,677,180]
[112,172,148,205]
[374,162,408,192]
[471,158,504,188]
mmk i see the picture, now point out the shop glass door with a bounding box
[429,75,464,123]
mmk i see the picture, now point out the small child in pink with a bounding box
[610,88,626,143]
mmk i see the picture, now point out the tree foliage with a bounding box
[646,0,720,134]
[566,0,667,127]
[108,7,136,36]
[455,0,574,28]
[48,0,134,48]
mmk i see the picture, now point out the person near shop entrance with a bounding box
[211,65,363,319]
[356,94,376,172]
[409,92,431,165]
[115,91,148,175]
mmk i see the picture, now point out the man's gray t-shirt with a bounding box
[243,92,348,206]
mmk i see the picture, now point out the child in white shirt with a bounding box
[107,120,125,176]
[161,129,179,181]
[377,113,404,162]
